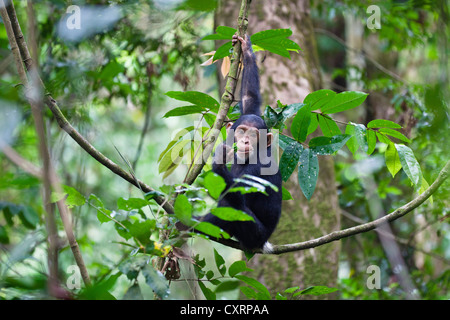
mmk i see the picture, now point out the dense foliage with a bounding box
[0,0,448,300]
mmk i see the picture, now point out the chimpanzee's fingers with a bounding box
[232,34,239,46]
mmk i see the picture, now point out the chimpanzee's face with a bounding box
[226,120,273,162]
[234,124,260,160]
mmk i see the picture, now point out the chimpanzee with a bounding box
[201,34,282,252]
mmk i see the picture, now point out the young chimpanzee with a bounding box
[202,34,282,252]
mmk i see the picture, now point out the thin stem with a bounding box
[208,160,450,254]
[1,0,91,286]
[183,0,252,185]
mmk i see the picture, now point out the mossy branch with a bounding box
[0,1,173,214]
[183,0,252,185]
[209,160,450,254]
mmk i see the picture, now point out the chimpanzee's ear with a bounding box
[226,122,233,132]
[266,132,273,148]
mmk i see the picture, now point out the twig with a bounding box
[2,0,174,215]
[1,0,91,287]
[132,84,153,171]
[208,160,450,254]
[183,0,252,185]
[0,142,45,179]
[314,28,409,85]
[1,0,61,293]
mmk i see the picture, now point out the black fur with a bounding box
[202,35,282,250]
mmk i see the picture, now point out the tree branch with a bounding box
[183,0,251,185]
[1,0,92,287]
[1,0,173,215]
[209,160,450,254]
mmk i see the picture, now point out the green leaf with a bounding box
[295,285,338,296]
[177,0,218,11]
[232,178,266,195]
[240,286,258,299]
[298,148,319,200]
[1,203,20,226]
[214,26,236,37]
[0,225,10,244]
[252,42,290,58]
[211,207,254,222]
[90,194,112,224]
[280,103,304,120]
[395,144,422,189]
[281,186,293,200]
[284,286,300,294]
[251,28,292,43]
[173,194,192,225]
[241,174,279,192]
[278,134,297,150]
[99,60,124,81]
[376,132,392,144]
[123,283,144,300]
[144,190,165,201]
[214,248,226,276]
[128,220,155,245]
[163,105,207,118]
[18,207,39,229]
[276,292,288,300]
[279,140,303,182]
[89,194,105,208]
[62,185,86,208]
[50,191,65,203]
[213,41,233,61]
[321,91,368,114]
[385,143,402,177]
[309,134,351,155]
[165,91,219,113]
[203,171,226,200]
[307,113,319,136]
[263,105,282,129]
[291,104,312,142]
[419,177,433,204]
[142,264,169,299]
[378,128,411,143]
[228,260,253,277]
[345,123,358,155]
[117,197,149,211]
[202,26,236,40]
[198,281,216,300]
[318,114,341,137]
[227,186,261,195]
[367,119,402,129]
[79,274,120,300]
[215,281,240,293]
[251,28,301,58]
[235,275,271,300]
[367,130,377,155]
[115,220,132,240]
[96,209,112,224]
[118,256,147,281]
[194,222,230,239]
[158,126,194,162]
[158,139,190,174]
[304,89,336,110]
[263,103,302,130]
[258,37,301,53]
[353,123,368,153]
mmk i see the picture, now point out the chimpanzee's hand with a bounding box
[213,143,234,166]
[232,34,251,53]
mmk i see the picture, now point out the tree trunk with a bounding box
[216,0,341,299]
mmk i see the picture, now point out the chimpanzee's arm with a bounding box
[211,144,246,208]
[233,35,261,116]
